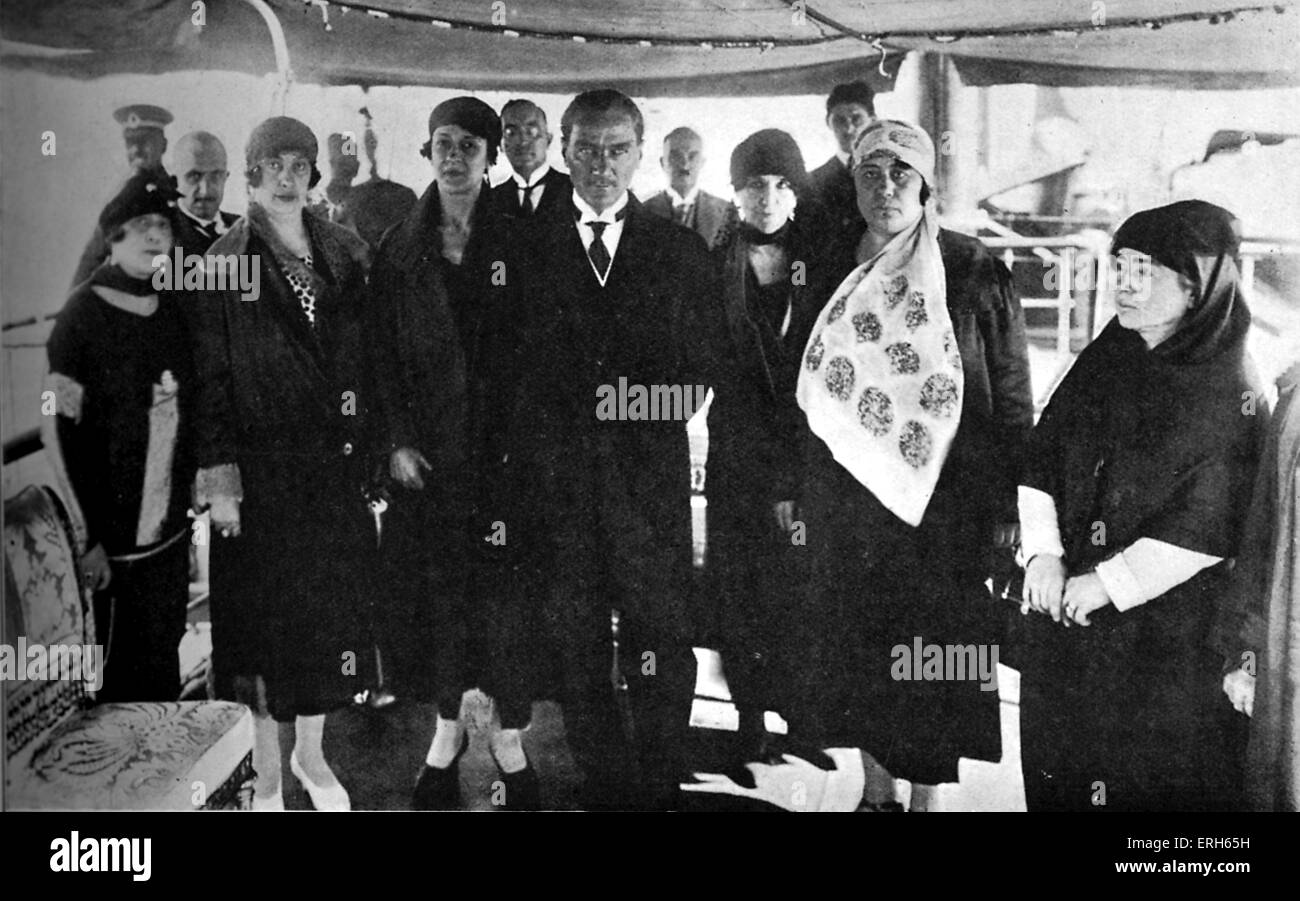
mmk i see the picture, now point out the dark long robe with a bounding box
[1210,361,1300,810]
[797,228,1034,783]
[1016,243,1265,810]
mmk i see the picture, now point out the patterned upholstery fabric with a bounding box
[4,485,254,810]
[7,701,254,810]
[4,486,88,760]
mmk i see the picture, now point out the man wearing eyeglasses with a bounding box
[171,131,239,258]
[490,98,571,220]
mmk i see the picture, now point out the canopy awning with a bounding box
[2,0,1297,95]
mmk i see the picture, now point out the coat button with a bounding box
[342,442,354,456]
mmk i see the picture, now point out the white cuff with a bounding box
[1095,539,1224,612]
[1095,554,1145,611]
[1017,485,1065,565]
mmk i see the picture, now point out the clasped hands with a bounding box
[1022,554,1110,627]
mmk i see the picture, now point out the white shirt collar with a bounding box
[178,204,226,232]
[572,192,629,286]
[665,185,699,207]
[836,150,851,168]
[513,161,551,189]
[572,190,629,225]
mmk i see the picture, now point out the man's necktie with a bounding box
[520,182,538,215]
[585,221,612,279]
[673,203,690,226]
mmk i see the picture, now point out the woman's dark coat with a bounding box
[365,182,542,724]
[191,211,373,721]
[706,211,842,719]
[794,226,1034,781]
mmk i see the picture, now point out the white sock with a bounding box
[253,715,281,796]
[489,728,527,774]
[426,716,464,768]
[293,714,339,787]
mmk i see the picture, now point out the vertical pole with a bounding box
[917,53,977,220]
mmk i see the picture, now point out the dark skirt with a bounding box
[714,511,814,729]
[1016,575,1247,811]
[94,535,190,704]
[374,471,549,729]
[370,483,467,715]
[209,452,371,722]
[797,440,1003,784]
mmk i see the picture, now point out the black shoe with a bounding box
[761,732,839,773]
[494,758,541,811]
[412,734,468,811]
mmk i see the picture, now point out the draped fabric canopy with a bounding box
[2,0,1296,93]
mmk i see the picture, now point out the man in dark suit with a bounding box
[170,131,239,258]
[508,90,759,810]
[490,98,570,220]
[807,82,876,234]
[642,127,734,249]
[70,104,173,287]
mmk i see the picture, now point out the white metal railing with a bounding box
[978,233,1113,356]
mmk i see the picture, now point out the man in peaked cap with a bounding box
[70,104,175,287]
[115,103,173,174]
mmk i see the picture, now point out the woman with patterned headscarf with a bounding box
[1016,200,1266,811]
[794,119,1033,810]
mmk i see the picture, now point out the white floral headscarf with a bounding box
[796,122,962,527]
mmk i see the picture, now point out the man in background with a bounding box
[70,104,173,287]
[808,82,876,233]
[642,127,732,249]
[170,131,238,257]
[491,98,570,220]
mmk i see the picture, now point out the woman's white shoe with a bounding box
[290,752,351,811]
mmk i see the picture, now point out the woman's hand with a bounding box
[80,543,112,591]
[772,500,796,532]
[1023,554,1066,617]
[1061,572,1110,626]
[1223,669,1255,717]
[993,522,1020,549]
[390,447,431,490]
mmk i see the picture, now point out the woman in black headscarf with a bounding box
[366,97,542,809]
[1015,200,1266,811]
